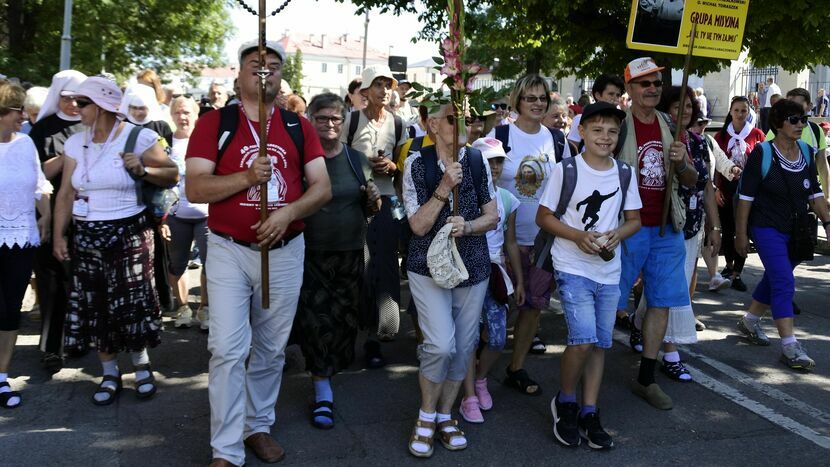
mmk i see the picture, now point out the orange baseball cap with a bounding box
[625,57,665,83]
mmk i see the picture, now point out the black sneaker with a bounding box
[629,316,643,353]
[551,393,580,447]
[363,341,386,369]
[731,276,747,292]
[720,266,733,279]
[578,411,614,450]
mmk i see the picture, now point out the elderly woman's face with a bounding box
[310,106,345,143]
[779,113,806,141]
[428,108,471,148]
[59,95,79,117]
[75,97,99,127]
[172,101,197,135]
[0,107,25,133]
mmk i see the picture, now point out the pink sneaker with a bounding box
[459,396,484,423]
[474,378,493,411]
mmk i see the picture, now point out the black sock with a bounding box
[638,357,656,386]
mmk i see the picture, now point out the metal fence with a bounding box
[471,78,515,92]
[737,66,778,97]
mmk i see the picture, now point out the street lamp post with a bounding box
[362,10,369,69]
[59,0,74,70]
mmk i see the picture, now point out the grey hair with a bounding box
[307,92,346,118]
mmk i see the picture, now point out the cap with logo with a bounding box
[624,57,665,83]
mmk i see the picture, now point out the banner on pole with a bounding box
[626,0,750,60]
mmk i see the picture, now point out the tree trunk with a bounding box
[525,48,543,75]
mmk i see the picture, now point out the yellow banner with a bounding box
[626,0,750,60]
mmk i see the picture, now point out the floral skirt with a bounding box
[294,249,363,377]
[65,211,162,354]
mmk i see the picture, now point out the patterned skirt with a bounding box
[294,249,363,377]
[64,211,162,354]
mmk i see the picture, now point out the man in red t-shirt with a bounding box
[614,57,698,411]
[186,39,331,467]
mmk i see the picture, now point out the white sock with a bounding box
[437,412,465,447]
[663,351,681,363]
[781,335,797,346]
[94,360,120,403]
[0,372,20,407]
[743,312,760,322]
[130,349,153,394]
[411,410,436,453]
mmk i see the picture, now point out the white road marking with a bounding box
[612,330,830,450]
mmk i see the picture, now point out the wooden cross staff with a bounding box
[257,0,270,307]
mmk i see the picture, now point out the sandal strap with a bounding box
[312,400,334,413]
[135,374,156,387]
[437,419,460,430]
[410,433,433,445]
[0,381,9,389]
[414,419,436,431]
[101,374,122,384]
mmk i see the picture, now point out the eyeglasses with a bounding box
[520,95,548,103]
[631,80,663,89]
[75,99,94,108]
[491,103,508,110]
[446,115,475,126]
[312,115,345,125]
[785,115,809,125]
[3,106,22,113]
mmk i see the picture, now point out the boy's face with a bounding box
[487,158,505,183]
[579,116,620,158]
[595,84,622,106]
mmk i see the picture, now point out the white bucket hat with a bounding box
[360,65,398,90]
[427,224,469,289]
[69,76,125,119]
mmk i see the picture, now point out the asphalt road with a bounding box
[2,246,829,466]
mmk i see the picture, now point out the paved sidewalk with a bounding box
[2,250,829,465]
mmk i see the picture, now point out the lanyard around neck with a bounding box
[241,105,275,150]
[82,122,120,184]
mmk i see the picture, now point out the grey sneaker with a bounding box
[197,306,209,333]
[737,317,770,346]
[781,341,816,370]
[174,305,193,328]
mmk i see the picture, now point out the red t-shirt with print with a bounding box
[633,116,666,226]
[186,107,324,243]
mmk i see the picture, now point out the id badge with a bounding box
[73,195,90,218]
[266,174,280,203]
[689,195,698,210]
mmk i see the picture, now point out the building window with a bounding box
[355,65,362,75]
[337,64,344,74]
[431,73,436,84]
[321,63,327,73]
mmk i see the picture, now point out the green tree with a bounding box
[344,0,830,80]
[282,49,304,97]
[0,0,234,84]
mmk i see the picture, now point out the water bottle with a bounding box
[389,195,405,221]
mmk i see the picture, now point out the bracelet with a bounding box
[464,221,472,235]
[710,226,722,231]
[432,191,448,203]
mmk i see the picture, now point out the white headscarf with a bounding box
[36,70,87,123]
[119,84,163,125]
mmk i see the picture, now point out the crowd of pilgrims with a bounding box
[1,42,829,464]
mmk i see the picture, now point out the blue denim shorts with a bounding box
[617,225,689,310]
[555,270,621,349]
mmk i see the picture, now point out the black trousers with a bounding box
[1,245,35,332]
[34,241,69,352]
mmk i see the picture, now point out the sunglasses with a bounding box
[491,103,508,110]
[3,106,23,113]
[172,93,193,99]
[520,95,548,103]
[446,115,475,126]
[312,115,345,125]
[631,79,663,88]
[786,115,809,125]
[75,99,94,108]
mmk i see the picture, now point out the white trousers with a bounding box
[206,233,304,465]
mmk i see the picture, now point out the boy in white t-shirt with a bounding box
[536,102,642,450]
[458,138,525,424]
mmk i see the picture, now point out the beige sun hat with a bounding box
[360,65,398,90]
[427,224,469,289]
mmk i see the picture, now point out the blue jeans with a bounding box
[555,270,621,349]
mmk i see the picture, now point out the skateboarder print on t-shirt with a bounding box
[514,153,551,198]
[239,142,289,208]
[576,188,619,231]
[639,141,665,190]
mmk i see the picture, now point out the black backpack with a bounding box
[125,125,178,221]
[215,104,305,166]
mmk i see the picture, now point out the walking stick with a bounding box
[659,22,697,237]
[257,0,270,307]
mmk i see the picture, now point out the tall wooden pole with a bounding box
[257,0,270,307]
[659,22,697,237]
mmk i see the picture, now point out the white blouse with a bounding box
[64,123,159,221]
[0,133,53,247]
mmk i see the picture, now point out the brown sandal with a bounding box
[408,419,435,458]
[437,419,467,451]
